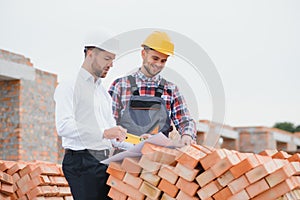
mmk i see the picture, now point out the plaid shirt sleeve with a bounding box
[108,78,123,123]
[169,84,197,139]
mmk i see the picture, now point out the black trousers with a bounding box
[62,149,112,200]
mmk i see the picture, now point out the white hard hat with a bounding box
[83,29,119,54]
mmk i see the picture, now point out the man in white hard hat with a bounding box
[109,31,196,149]
[54,31,125,199]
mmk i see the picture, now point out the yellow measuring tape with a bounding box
[125,133,144,144]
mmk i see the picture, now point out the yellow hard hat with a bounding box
[142,31,174,56]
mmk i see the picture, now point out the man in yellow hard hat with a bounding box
[109,31,196,149]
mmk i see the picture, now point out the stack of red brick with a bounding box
[0,160,72,200]
[106,143,300,200]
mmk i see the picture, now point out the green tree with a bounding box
[295,125,300,133]
[273,122,295,133]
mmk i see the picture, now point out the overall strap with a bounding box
[128,75,140,95]
[155,78,166,97]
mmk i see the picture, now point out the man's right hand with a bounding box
[103,126,127,142]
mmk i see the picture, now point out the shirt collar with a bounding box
[79,67,102,85]
[135,69,161,82]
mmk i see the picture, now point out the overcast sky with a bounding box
[1,0,299,128]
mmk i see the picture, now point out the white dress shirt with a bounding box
[54,68,115,151]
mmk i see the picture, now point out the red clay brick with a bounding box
[107,187,127,200]
[281,190,299,200]
[56,164,64,176]
[141,143,179,165]
[139,181,161,199]
[291,176,300,186]
[287,153,300,162]
[6,162,27,175]
[12,172,20,183]
[26,185,59,199]
[255,154,272,164]
[29,165,61,178]
[245,178,269,198]
[216,170,235,187]
[176,145,206,169]
[48,176,68,186]
[227,189,250,200]
[64,196,73,200]
[191,143,213,154]
[19,179,38,196]
[0,182,14,195]
[121,157,142,176]
[176,177,199,196]
[10,193,18,200]
[16,174,30,189]
[0,193,10,200]
[251,178,297,200]
[176,190,199,200]
[258,149,278,157]
[265,162,295,187]
[174,162,199,182]
[236,152,253,161]
[19,163,38,177]
[245,160,277,184]
[212,186,233,200]
[141,142,159,154]
[106,161,126,180]
[271,151,291,159]
[197,180,222,200]
[290,161,300,175]
[228,175,250,194]
[229,154,260,178]
[0,171,13,185]
[211,153,240,177]
[158,165,178,184]
[107,175,145,200]
[0,161,16,172]
[293,188,300,199]
[57,186,71,196]
[158,178,179,197]
[158,148,179,165]
[140,169,161,186]
[31,175,51,186]
[161,193,176,200]
[196,168,216,187]
[123,172,143,189]
[273,158,289,169]
[200,149,226,170]
[139,155,161,172]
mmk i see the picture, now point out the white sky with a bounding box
[1,0,299,128]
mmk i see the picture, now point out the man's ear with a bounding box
[141,49,146,59]
[87,49,94,57]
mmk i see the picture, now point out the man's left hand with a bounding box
[181,135,196,145]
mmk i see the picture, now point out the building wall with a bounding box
[221,137,238,150]
[0,49,63,163]
[19,69,60,162]
[0,80,21,160]
[239,131,271,153]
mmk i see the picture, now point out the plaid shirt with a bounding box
[108,70,196,139]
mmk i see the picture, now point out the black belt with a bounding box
[65,149,109,157]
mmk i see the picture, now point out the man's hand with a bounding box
[180,135,196,146]
[140,133,152,140]
[103,126,127,142]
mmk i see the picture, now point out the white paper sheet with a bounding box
[101,132,174,165]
